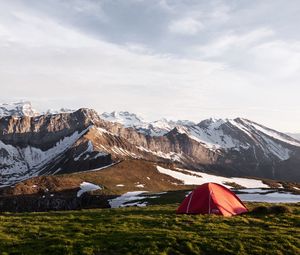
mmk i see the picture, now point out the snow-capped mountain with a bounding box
[178,118,300,159]
[0,101,39,117]
[100,111,195,136]
[100,112,300,159]
[100,111,144,127]
[0,108,112,186]
[99,111,300,181]
[0,101,76,118]
[0,103,300,186]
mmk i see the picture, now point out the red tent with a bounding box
[177,183,248,216]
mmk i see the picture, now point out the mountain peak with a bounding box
[100,111,144,127]
[0,101,39,117]
[44,108,75,115]
[197,118,226,129]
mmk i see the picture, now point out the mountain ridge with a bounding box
[0,102,299,186]
[287,133,300,141]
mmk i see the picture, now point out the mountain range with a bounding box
[0,101,299,187]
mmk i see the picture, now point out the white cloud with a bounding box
[209,2,231,23]
[168,17,204,35]
[0,4,229,117]
[0,11,100,48]
[194,28,300,85]
[250,40,300,78]
[0,1,300,132]
[196,28,275,58]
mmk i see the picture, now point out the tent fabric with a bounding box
[176,183,248,216]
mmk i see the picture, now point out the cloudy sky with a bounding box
[0,0,299,132]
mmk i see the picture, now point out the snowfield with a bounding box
[156,166,269,189]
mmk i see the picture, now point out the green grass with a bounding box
[0,203,299,255]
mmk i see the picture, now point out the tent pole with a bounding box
[186,191,194,214]
[208,191,210,214]
[208,190,213,215]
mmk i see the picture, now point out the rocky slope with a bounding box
[0,108,112,186]
[0,102,300,187]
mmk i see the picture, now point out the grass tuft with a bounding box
[269,205,292,214]
[251,205,292,215]
[251,206,270,214]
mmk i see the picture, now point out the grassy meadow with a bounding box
[0,203,299,255]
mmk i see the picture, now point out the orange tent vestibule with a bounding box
[177,183,248,217]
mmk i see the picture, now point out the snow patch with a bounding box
[109,191,147,208]
[137,146,183,162]
[74,141,94,161]
[93,152,109,159]
[77,182,102,197]
[96,127,115,136]
[156,166,269,189]
[120,202,147,207]
[110,146,137,158]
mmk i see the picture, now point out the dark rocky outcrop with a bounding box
[0,191,114,212]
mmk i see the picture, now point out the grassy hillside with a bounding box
[3,159,297,198]
[1,160,193,197]
[0,203,299,255]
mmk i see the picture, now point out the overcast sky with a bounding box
[0,0,299,132]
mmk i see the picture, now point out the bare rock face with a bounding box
[0,109,113,186]
[0,106,300,186]
[0,108,99,149]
